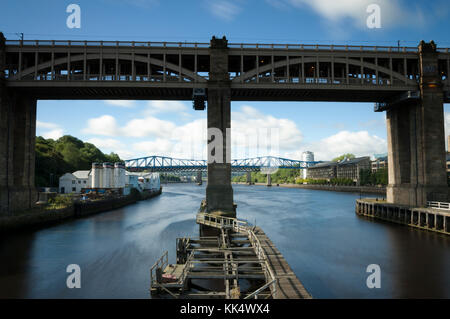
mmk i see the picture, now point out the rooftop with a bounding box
[72,170,90,179]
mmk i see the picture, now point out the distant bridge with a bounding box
[124,155,319,172]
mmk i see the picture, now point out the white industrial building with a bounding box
[302,151,314,179]
[59,162,160,195]
[59,170,91,194]
[125,172,161,193]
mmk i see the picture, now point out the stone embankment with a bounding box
[0,188,162,233]
[233,182,386,195]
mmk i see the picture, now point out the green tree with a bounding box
[35,135,122,187]
[332,153,356,162]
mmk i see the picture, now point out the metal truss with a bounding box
[124,155,319,172]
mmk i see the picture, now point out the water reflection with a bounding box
[0,184,449,298]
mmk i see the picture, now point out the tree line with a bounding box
[35,135,121,187]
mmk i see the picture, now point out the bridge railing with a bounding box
[427,201,450,210]
[196,212,248,230]
[9,39,447,53]
[5,39,210,48]
[244,76,411,86]
[228,42,420,52]
[18,73,195,83]
[150,250,168,286]
[196,212,277,298]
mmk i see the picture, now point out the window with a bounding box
[83,181,86,184]
[72,187,76,192]
[78,181,81,184]
[72,180,75,184]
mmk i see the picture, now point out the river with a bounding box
[1,183,449,298]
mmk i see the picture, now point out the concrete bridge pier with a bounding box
[204,36,235,218]
[386,41,448,207]
[0,34,37,215]
[0,91,38,214]
[266,174,272,187]
[196,171,202,185]
[246,171,252,184]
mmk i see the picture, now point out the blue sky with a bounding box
[1,0,449,160]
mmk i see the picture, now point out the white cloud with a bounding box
[81,106,389,162]
[144,100,188,115]
[82,115,120,136]
[121,117,176,138]
[282,0,418,28]
[37,121,64,139]
[86,138,125,150]
[207,0,241,21]
[37,120,60,130]
[232,105,303,158]
[42,129,64,140]
[87,138,135,160]
[104,100,135,108]
[297,130,387,161]
[132,139,176,155]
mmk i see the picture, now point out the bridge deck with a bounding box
[252,226,311,299]
[150,213,312,299]
[195,212,312,299]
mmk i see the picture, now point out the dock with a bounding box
[356,199,450,235]
[149,212,311,299]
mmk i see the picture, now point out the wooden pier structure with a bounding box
[356,199,450,235]
[149,213,312,299]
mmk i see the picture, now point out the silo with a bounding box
[103,162,113,188]
[114,162,126,188]
[302,151,314,179]
[91,163,103,188]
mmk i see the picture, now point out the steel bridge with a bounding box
[124,155,319,172]
[1,34,449,212]
[3,38,450,102]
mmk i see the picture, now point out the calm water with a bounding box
[1,184,449,298]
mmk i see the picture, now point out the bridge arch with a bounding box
[11,53,208,83]
[232,56,417,85]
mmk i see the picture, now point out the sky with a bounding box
[1,0,450,161]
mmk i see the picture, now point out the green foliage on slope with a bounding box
[35,135,121,187]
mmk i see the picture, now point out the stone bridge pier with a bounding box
[204,37,235,217]
[386,41,448,207]
[266,174,272,187]
[1,39,37,215]
[196,171,203,185]
[246,171,252,184]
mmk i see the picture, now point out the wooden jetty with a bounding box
[356,199,450,235]
[149,212,312,299]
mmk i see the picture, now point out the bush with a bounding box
[47,195,73,209]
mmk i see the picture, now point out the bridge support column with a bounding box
[196,170,202,185]
[246,171,251,184]
[386,41,448,207]
[266,174,272,187]
[205,36,235,217]
[0,33,37,215]
[0,92,38,215]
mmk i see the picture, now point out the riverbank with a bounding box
[233,182,386,195]
[0,187,162,234]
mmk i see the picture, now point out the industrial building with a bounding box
[371,156,388,173]
[306,161,337,180]
[58,162,160,195]
[307,156,371,185]
[59,171,91,194]
[301,151,314,179]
